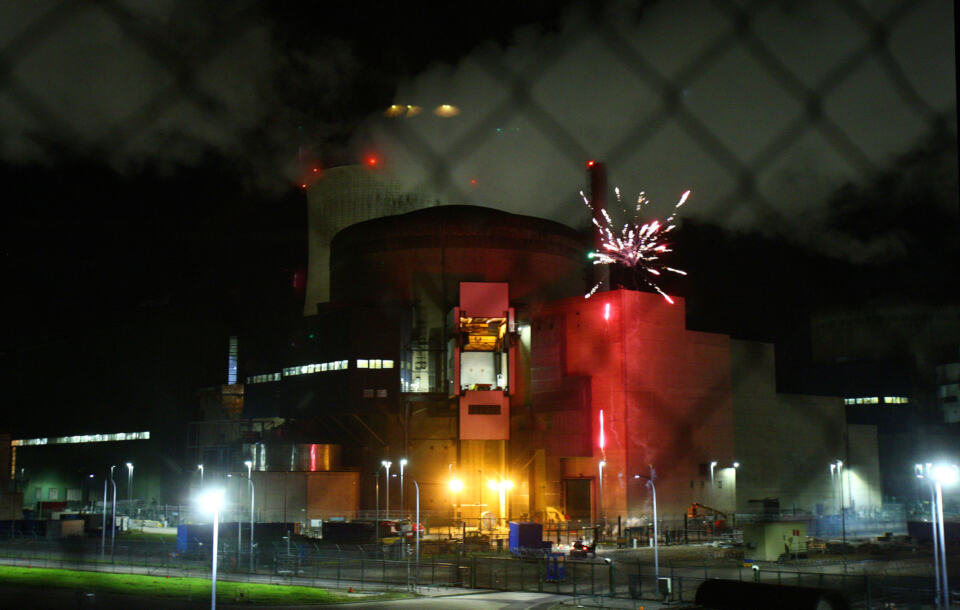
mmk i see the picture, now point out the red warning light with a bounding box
[300,184,307,189]
[470,178,478,186]
[312,167,319,173]
[365,155,379,167]
[586,160,596,168]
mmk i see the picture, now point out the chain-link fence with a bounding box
[0,534,943,608]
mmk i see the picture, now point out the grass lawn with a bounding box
[0,565,405,605]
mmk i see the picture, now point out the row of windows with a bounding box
[284,360,350,376]
[12,431,151,446]
[247,359,395,384]
[356,359,394,369]
[843,396,909,405]
[247,373,281,384]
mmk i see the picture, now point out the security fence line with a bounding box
[0,537,942,608]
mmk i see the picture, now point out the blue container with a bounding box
[509,521,545,555]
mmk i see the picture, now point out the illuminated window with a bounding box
[341,360,348,369]
[12,431,150,446]
[357,360,368,369]
[376,389,387,398]
[384,360,394,369]
[362,389,374,398]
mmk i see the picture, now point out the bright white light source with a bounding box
[198,489,225,513]
[931,464,959,486]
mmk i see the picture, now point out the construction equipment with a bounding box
[688,503,728,533]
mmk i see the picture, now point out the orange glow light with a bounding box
[366,155,379,167]
[587,160,596,168]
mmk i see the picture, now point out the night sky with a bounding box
[0,1,956,438]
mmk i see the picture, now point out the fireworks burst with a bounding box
[583,187,691,303]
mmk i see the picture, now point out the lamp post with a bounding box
[101,477,107,558]
[126,462,133,506]
[382,460,392,521]
[109,465,117,556]
[836,460,846,554]
[245,460,254,571]
[635,466,659,579]
[198,488,225,610]
[198,464,204,488]
[930,464,958,610]
[732,462,740,522]
[413,480,421,588]
[916,464,942,606]
[598,460,606,533]
[399,458,407,516]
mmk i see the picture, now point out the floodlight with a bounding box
[449,478,463,493]
[733,462,740,469]
[198,488,225,513]
[931,464,959,486]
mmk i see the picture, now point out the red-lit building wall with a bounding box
[530,289,734,519]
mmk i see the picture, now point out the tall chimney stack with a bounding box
[588,160,611,292]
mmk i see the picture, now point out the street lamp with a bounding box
[412,480,421,588]
[382,460,392,520]
[635,467,659,579]
[399,458,407,516]
[198,464,204,488]
[598,460,606,530]
[109,465,117,556]
[835,460,846,554]
[244,460,254,571]
[198,488,226,610]
[928,464,958,609]
[916,464,942,607]
[126,462,134,507]
[100,476,107,558]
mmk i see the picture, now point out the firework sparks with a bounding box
[583,187,690,303]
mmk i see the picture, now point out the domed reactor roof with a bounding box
[330,205,587,307]
[305,165,434,314]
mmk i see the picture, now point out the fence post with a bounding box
[472,555,477,589]
[537,558,543,593]
[609,560,615,595]
[337,554,341,587]
[591,561,595,596]
[864,574,871,610]
[360,557,365,586]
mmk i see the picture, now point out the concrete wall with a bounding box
[306,471,360,520]
[846,424,882,511]
[732,340,846,515]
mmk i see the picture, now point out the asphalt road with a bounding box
[328,591,571,609]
